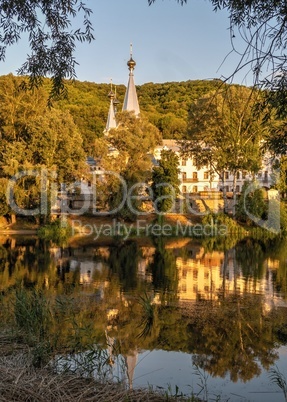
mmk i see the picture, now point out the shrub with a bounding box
[38,219,72,244]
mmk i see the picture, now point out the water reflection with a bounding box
[1,235,287,398]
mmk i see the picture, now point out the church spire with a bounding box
[122,43,140,116]
[104,79,117,135]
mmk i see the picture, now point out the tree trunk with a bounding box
[10,213,16,224]
[221,173,227,213]
[232,173,237,216]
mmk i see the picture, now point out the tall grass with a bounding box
[14,288,53,367]
[269,366,287,401]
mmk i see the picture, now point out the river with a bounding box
[1,234,287,401]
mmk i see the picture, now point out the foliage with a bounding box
[235,237,266,280]
[148,237,179,303]
[38,219,72,245]
[150,0,287,91]
[99,111,161,220]
[210,0,287,86]
[57,79,223,153]
[269,366,287,401]
[280,202,287,234]
[189,294,279,382]
[202,212,240,232]
[14,288,52,366]
[108,241,140,291]
[0,0,94,98]
[137,293,158,339]
[0,75,86,221]
[152,149,180,214]
[1,235,287,390]
[182,85,265,178]
[137,79,220,141]
[148,0,186,4]
[236,181,267,225]
[0,74,228,155]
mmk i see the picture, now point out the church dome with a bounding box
[108,90,115,99]
[127,57,136,70]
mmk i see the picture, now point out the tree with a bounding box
[152,149,180,216]
[0,0,94,98]
[148,0,186,4]
[94,111,161,220]
[149,1,287,115]
[189,293,279,382]
[149,0,287,82]
[235,181,267,225]
[209,1,287,86]
[181,85,266,212]
[0,75,86,222]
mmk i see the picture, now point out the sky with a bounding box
[1,0,253,87]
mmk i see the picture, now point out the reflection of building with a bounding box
[177,249,224,301]
[50,243,285,309]
[176,247,282,303]
[124,351,138,389]
[105,327,138,390]
[69,260,106,284]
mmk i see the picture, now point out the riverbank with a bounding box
[0,213,276,247]
[0,332,198,402]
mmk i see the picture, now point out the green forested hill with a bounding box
[0,74,223,154]
[58,78,223,153]
[138,80,222,139]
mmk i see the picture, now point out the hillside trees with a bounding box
[0,0,94,98]
[181,85,267,211]
[0,75,224,152]
[0,75,86,222]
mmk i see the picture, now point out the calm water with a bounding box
[1,234,287,401]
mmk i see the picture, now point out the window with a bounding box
[225,186,229,192]
[225,171,229,180]
[236,185,240,193]
[182,185,187,193]
[193,172,198,180]
[182,172,187,181]
[204,271,209,279]
[193,185,198,193]
[193,269,198,279]
[181,158,186,166]
[204,171,209,180]
[264,171,268,180]
[236,171,240,179]
[242,171,247,179]
[258,171,262,178]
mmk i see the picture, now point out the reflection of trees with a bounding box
[232,236,287,300]
[267,238,287,298]
[0,238,55,291]
[148,238,178,303]
[108,241,140,292]
[1,235,287,386]
[188,294,279,382]
[235,238,266,280]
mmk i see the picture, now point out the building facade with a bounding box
[154,140,273,195]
